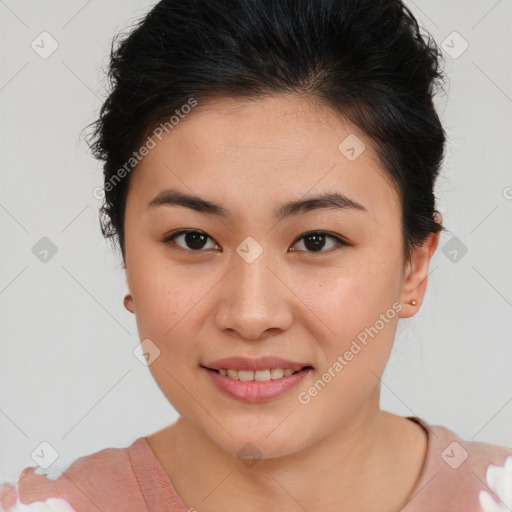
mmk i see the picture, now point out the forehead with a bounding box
[128,94,400,223]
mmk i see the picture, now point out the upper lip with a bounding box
[202,356,312,371]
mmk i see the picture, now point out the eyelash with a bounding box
[161,229,349,255]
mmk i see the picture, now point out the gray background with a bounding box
[0,0,511,481]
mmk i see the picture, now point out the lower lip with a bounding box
[203,367,312,403]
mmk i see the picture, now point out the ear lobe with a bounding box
[124,293,135,313]
[399,230,441,317]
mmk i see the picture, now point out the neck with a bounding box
[151,389,425,512]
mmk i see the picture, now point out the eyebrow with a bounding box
[145,188,368,221]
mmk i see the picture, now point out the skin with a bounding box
[123,94,440,512]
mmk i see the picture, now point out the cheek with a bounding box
[129,262,205,410]
[127,251,208,340]
[127,256,217,392]
[293,256,398,327]
[293,278,398,422]
[291,257,400,375]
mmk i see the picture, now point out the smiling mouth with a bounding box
[202,365,313,382]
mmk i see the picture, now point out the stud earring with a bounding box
[410,300,417,306]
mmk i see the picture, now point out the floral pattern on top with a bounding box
[479,456,512,511]
[3,497,76,512]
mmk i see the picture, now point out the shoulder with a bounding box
[405,416,512,511]
[1,438,149,512]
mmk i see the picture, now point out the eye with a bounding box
[162,229,348,254]
[163,229,220,252]
[290,231,348,253]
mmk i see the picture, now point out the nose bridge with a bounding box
[233,234,277,304]
[214,235,293,339]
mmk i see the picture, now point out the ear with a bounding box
[398,229,441,318]
[124,292,135,314]
[123,268,135,314]
[122,257,135,313]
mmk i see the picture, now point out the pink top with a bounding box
[1,416,511,511]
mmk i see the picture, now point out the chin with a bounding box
[205,421,309,463]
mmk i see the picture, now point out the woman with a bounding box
[1,0,511,510]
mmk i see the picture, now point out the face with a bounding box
[123,94,424,459]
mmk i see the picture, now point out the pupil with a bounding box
[305,232,325,252]
[186,232,207,249]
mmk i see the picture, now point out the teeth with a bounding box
[238,370,255,381]
[270,368,284,379]
[215,368,303,381]
[255,369,271,381]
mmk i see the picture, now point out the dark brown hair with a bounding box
[86,0,447,264]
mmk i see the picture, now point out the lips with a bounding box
[202,356,313,372]
[203,365,313,402]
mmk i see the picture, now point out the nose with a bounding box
[214,246,294,341]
